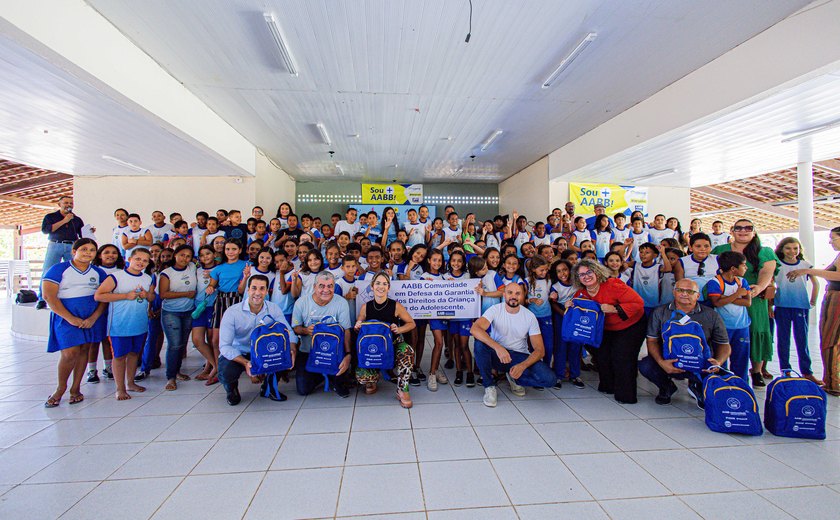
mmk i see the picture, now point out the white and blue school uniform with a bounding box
[550,280,580,379]
[680,254,718,303]
[404,222,426,248]
[631,261,663,312]
[270,271,296,324]
[190,227,207,255]
[407,264,424,281]
[660,271,676,305]
[391,261,408,280]
[648,227,677,246]
[147,223,172,246]
[709,232,730,249]
[775,259,815,374]
[192,265,216,328]
[289,256,301,271]
[202,230,226,249]
[493,272,527,292]
[334,274,359,323]
[630,230,651,261]
[111,225,128,256]
[121,228,148,257]
[528,277,554,364]
[570,229,591,249]
[297,269,322,295]
[420,271,448,330]
[43,262,108,353]
[612,226,631,244]
[513,230,533,256]
[593,229,614,260]
[325,265,344,280]
[159,265,196,313]
[532,233,550,248]
[705,275,752,380]
[107,269,155,357]
[484,233,501,251]
[480,270,501,312]
[443,272,472,336]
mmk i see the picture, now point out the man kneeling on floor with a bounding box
[639,279,730,408]
[471,283,556,407]
[219,274,298,405]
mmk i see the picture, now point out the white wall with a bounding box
[74,174,256,246]
[255,151,296,216]
[499,156,549,218]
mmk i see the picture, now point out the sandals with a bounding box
[397,389,412,409]
[204,376,219,386]
[195,373,210,381]
[165,380,178,391]
[176,373,191,382]
[365,382,378,395]
[69,393,84,405]
[44,395,61,408]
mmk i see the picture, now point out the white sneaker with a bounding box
[436,370,449,385]
[427,373,439,392]
[483,386,498,407]
[506,373,526,397]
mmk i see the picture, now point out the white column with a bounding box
[797,161,815,263]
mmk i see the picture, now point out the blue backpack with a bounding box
[764,371,827,440]
[357,320,395,371]
[561,298,605,347]
[661,310,711,373]
[703,372,763,435]
[249,318,293,375]
[305,316,345,391]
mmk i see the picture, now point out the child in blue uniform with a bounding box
[95,248,156,400]
[444,251,473,387]
[43,238,108,407]
[706,251,752,380]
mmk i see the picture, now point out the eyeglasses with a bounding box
[697,260,705,277]
[578,270,595,279]
[733,225,754,232]
[674,288,698,295]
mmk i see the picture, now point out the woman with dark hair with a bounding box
[275,202,293,228]
[712,219,779,387]
[354,272,416,407]
[42,238,108,407]
[788,226,840,394]
[568,259,646,403]
[379,206,401,248]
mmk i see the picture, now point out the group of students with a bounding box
[40,199,840,409]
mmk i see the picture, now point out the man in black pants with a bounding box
[639,279,731,408]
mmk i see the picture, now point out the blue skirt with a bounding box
[47,296,107,352]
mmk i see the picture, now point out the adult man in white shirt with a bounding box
[470,283,556,407]
[333,208,361,238]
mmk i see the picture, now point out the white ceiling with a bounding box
[83,0,812,182]
[557,69,840,187]
[0,32,246,176]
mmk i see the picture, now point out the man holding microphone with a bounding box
[37,196,88,309]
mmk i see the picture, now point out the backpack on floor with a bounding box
[561,298,604,347]
[703,372,763,436]
[661,310,711,373]
[305,316,345,391]
[764,371,827,440]
[249,318,293,375]
[356,320,395,371]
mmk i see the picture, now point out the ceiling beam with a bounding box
[692,186,834,230]
[0,194,54,209]
[0,173,71,196]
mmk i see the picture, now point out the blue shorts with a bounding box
[448,319,472,336]
[191,305,214,329]
[111,334,147,358]
[429,319,448,331]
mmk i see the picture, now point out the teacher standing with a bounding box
[38,196,87,309]
[712,219,778,387]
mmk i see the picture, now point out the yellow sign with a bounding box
[361,183,423,205]
[569,182,648,216]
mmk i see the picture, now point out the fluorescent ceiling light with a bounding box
[630,168,676,182]
[335,164,345,175]
[264,13,298,76]
[315,123,331,145]
[480,130,503,151]
[101,155,150,174]
[542,32,597,89]
[781,117,840,143]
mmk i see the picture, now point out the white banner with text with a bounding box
[355,279,481,320]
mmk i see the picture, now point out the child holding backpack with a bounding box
[773,237,822,385]
[706,251,752,381]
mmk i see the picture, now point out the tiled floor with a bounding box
[1,299,839,519]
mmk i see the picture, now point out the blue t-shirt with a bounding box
[210,260,247,293]
[775,260,813,309]
[291,294,352,353]
[527,278,552,318]
[705,276,751,330]
[107,269,156,336]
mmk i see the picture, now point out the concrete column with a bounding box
[797,161,815,263]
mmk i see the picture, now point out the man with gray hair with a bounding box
[291,271,353,397]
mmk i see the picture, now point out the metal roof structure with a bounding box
[0,159,72,230]
[690,158,840,232]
